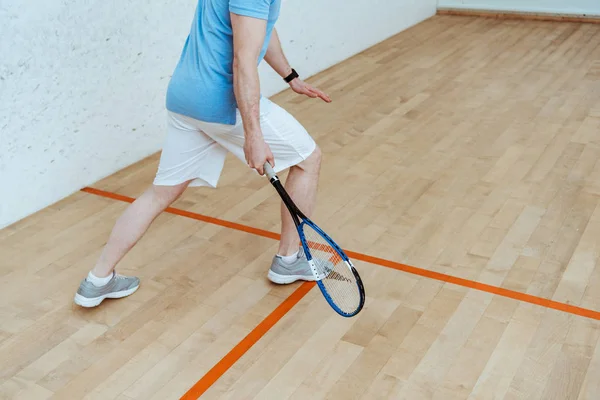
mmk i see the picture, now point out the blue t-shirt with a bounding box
[165,0,281,125]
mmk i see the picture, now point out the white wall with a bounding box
[0,0,437,229]
[437,0,600,16]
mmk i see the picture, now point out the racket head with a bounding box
[298,219,365,317]
[262,162,365,317]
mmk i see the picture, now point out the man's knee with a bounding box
[311,145,322,165]
[151,181,189,209]
[297,145,322,173]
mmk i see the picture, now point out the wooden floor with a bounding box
[2,14,600,400]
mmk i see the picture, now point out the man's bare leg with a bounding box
[277,146,321,256]
[74,180,191,307]
[91,180,191,278]
[74,181,189,307]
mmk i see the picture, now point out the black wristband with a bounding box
[284,68,298,83]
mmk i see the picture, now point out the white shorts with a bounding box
[153,97,317,188]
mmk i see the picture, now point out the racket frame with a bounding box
[263,163,365,317]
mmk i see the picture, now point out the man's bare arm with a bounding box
[230,13,274,174]
[264,28,293,78]
[231,13,266,139]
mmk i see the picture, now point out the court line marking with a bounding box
[180,281,315,399]
[81,186,600,399]
[82,186,600,322]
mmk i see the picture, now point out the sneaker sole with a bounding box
[268,270,317,284]
[74,285,139,308]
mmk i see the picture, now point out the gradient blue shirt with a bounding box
[165,0,281,125]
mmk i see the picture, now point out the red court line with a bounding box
[81,187,279,240]
[82,186,600,399]
[180,281,315,399]
[82,186,600,322]
[346,251,600,321]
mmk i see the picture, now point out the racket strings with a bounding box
[301,225,361,314]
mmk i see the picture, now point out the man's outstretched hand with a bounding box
[289,78,331,103]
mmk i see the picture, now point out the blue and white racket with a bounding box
[264,162,365,317]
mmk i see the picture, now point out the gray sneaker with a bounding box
[268,249,317,284]
[74,272,140,307]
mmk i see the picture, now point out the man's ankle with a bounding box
[87,270,114,287]
[277,246,299,257]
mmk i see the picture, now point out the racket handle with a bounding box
[263,162,276,180]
